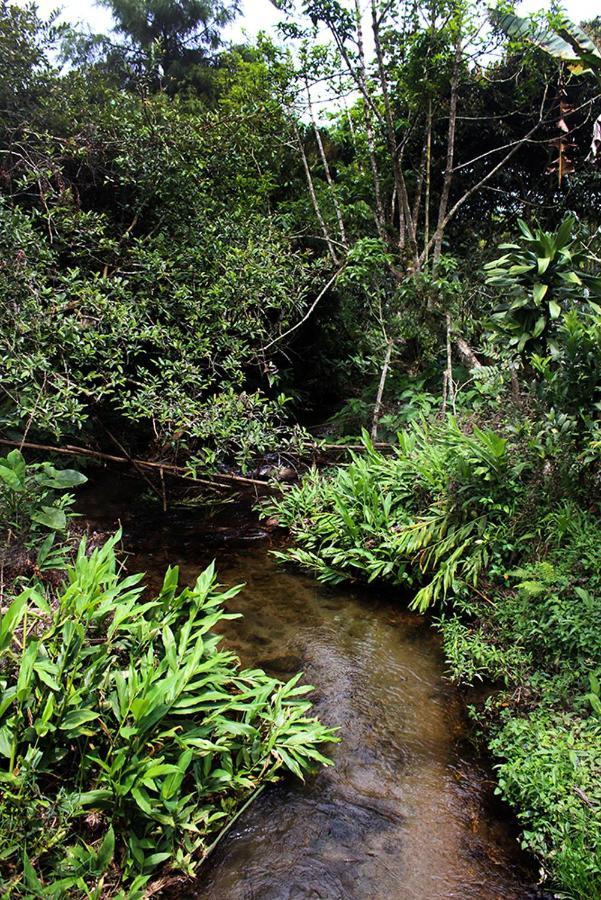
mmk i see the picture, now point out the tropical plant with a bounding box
[266,419,525,611]
[0,449,86,536]
[493,7,601,163]
[0,535,336,895]
[485,217,601,353]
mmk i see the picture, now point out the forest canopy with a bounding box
[1,0,599,471]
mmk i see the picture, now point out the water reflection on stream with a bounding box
[81,483,539,900]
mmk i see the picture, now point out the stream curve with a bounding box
[80,485,541,900]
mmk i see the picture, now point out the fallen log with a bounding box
[0,439,274,491]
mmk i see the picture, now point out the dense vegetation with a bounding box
[1,0,600,896]
[0,451,336,895]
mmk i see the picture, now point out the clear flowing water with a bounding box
[80,482,541,900]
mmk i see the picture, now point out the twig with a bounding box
[97,419,166,506]
[260,268,345,353]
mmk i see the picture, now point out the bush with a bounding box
[0,535,336,896]
[490,712,601,898]
[0,448,86,537]
[436,508,601,897]
[266,418,526,610]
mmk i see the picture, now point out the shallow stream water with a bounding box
[80,482,540,900]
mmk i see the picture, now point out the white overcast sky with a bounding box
[14,0,598,42]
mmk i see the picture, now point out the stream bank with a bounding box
[79,478,543,900]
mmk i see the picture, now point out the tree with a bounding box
[98,0,241,86]
[494,9,601,165]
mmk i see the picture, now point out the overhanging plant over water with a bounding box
[0,534,337,897]
[264,419,520,612]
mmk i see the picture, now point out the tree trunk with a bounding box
[433,29,462,267]
[372,338,394,440]
[423,100,433,263]
[305,77,348,249]
[351,0,388,245]
[455,336,482,370]
[371,0,418,266]
[294,123,339,265]
[442,312,456,415]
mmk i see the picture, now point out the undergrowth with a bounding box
[265,419,601,897]
[0,454,337,897]
[264,419,526,611]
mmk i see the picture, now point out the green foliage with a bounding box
[437,508,601,897]
[493,8,601,77]
[485,217,601,354]
[490,713,601,898]
[265,419,525,611]
[0,8,320,470]
[530,304,601,424]
[0,449,86,538]
[0,535,336,895]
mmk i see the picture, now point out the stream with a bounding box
[80,480,541,900]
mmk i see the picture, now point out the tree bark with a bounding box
[433,29,462,268]
[371,0,418,265]
[455,336,482,370]
[294,122,339,265]
[305,77,348,249]
[371,338,394,440]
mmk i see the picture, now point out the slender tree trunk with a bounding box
[443,312,456,415]
[423,99,433,263]
[411,120,427,233]
[294,123,338,265]
[305,78,348,249]
[372,338,394,440]
[433,30,462,268]
[455,335,482,370]
[371,0,418,266]
[350,0,388,245]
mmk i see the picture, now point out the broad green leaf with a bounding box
[17,641,39,700]
[0,725,13,759]
[23,852,45,896]
[36,466,88,489]
[0,463,23,491]
[548,299,561,319]
[537,257,551,275]
[95,826,115,873]
[31,506,67,531]
[60,709,100,730]
[0,592,29,652]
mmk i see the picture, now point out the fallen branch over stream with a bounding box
[0,438,396,502]
[0,439,273,492]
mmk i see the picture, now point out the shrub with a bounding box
[0,535,336,896]
[490,712,601,898]
[266,419,526,610]
[0,448,86,537]
[436,507,601,898]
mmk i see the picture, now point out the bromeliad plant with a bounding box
[0,534,336,897]
[485,217,601,354]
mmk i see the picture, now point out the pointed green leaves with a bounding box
[548,299,562,320]
[31,506,68,531]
